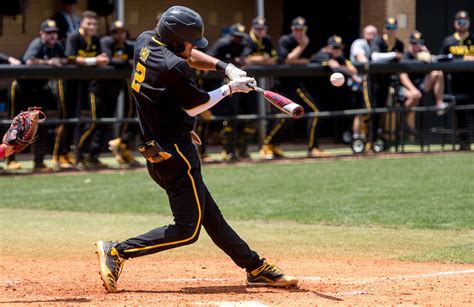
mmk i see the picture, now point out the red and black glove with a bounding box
[2,107,46,154]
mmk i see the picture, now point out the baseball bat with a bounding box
[247,83,304,119]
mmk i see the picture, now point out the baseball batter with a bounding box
[96,6,298,293]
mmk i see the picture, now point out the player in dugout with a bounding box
[8,19,67,172]
[310,35,362,144]
[242,16,278,159]
[65,10,110,169]
[99,20,141,167]
[370,17,404,149]
[349,25,377,143]
[95,6,298,293]
[261,16,328,159]
[399,31,448,117]
[440,10,474,151]
[207,23,249,161]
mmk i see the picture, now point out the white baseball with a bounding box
[330,72,345,87]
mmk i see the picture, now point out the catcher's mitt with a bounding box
[2,107,46,153]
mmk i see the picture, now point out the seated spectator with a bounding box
[350,25,377,140]
[399,31,447,114]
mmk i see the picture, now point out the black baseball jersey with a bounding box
[440,32,474,93]
[440,32,474,57]
[65,29,101,91]
[310,49,354,96]
[371,35,404,55]
[310,49,353,67]
[100,36,134,68]
[20,37,65,90]
[97,36,135,97]
[131,31,210,140]
[208,35,245,65]
[65,29,101,61]
[242,32,276,58]
[277,34,313,64]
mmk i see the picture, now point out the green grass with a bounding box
[400,243,474,264]
[1,153,473,263]
[2,154,473,229]
[2,208,473,263]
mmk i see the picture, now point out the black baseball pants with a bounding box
[116,134,262,271]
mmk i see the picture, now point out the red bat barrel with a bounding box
[262,90,304,119]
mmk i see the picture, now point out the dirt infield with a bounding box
[1,257,473,305]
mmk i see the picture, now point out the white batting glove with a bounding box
[225,63,247,81]
[228,77,256,94]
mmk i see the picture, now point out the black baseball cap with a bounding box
[327,35,343,48]
[384,17,398,30]
[251,16,268,29]
[291,16,307,29]
[61,0,77,4]
[229,23,246,37]
[110,20,127,32]
[409,30,425,44]
[455,10,470,20]
[40,19,59,33]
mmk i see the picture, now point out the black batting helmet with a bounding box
[156,6,208,50]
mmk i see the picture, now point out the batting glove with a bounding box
[228,77,256,94]
[225,63,247,81]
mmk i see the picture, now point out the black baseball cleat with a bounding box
[96,241,124,293]
[246,259,298,288]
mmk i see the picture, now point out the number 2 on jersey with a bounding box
[131,62,146,93]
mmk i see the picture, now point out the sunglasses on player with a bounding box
[456,19,470,27]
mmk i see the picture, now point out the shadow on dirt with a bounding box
[0,297,90,304]
[127,285,343,301]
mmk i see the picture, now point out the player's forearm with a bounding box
[75,56,99,66]
[285,57,310,65]
[26,58,47,65]
[355,53,369,63]
[371,52,396,62]
[245,55,276,65]
[285,46,307,64]
[184,85,231,117]
[187,49,219,71]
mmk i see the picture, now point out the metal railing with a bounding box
[0,60,473,160]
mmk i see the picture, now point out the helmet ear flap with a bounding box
[170,40,185,53]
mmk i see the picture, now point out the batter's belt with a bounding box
[139,131,201,163]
